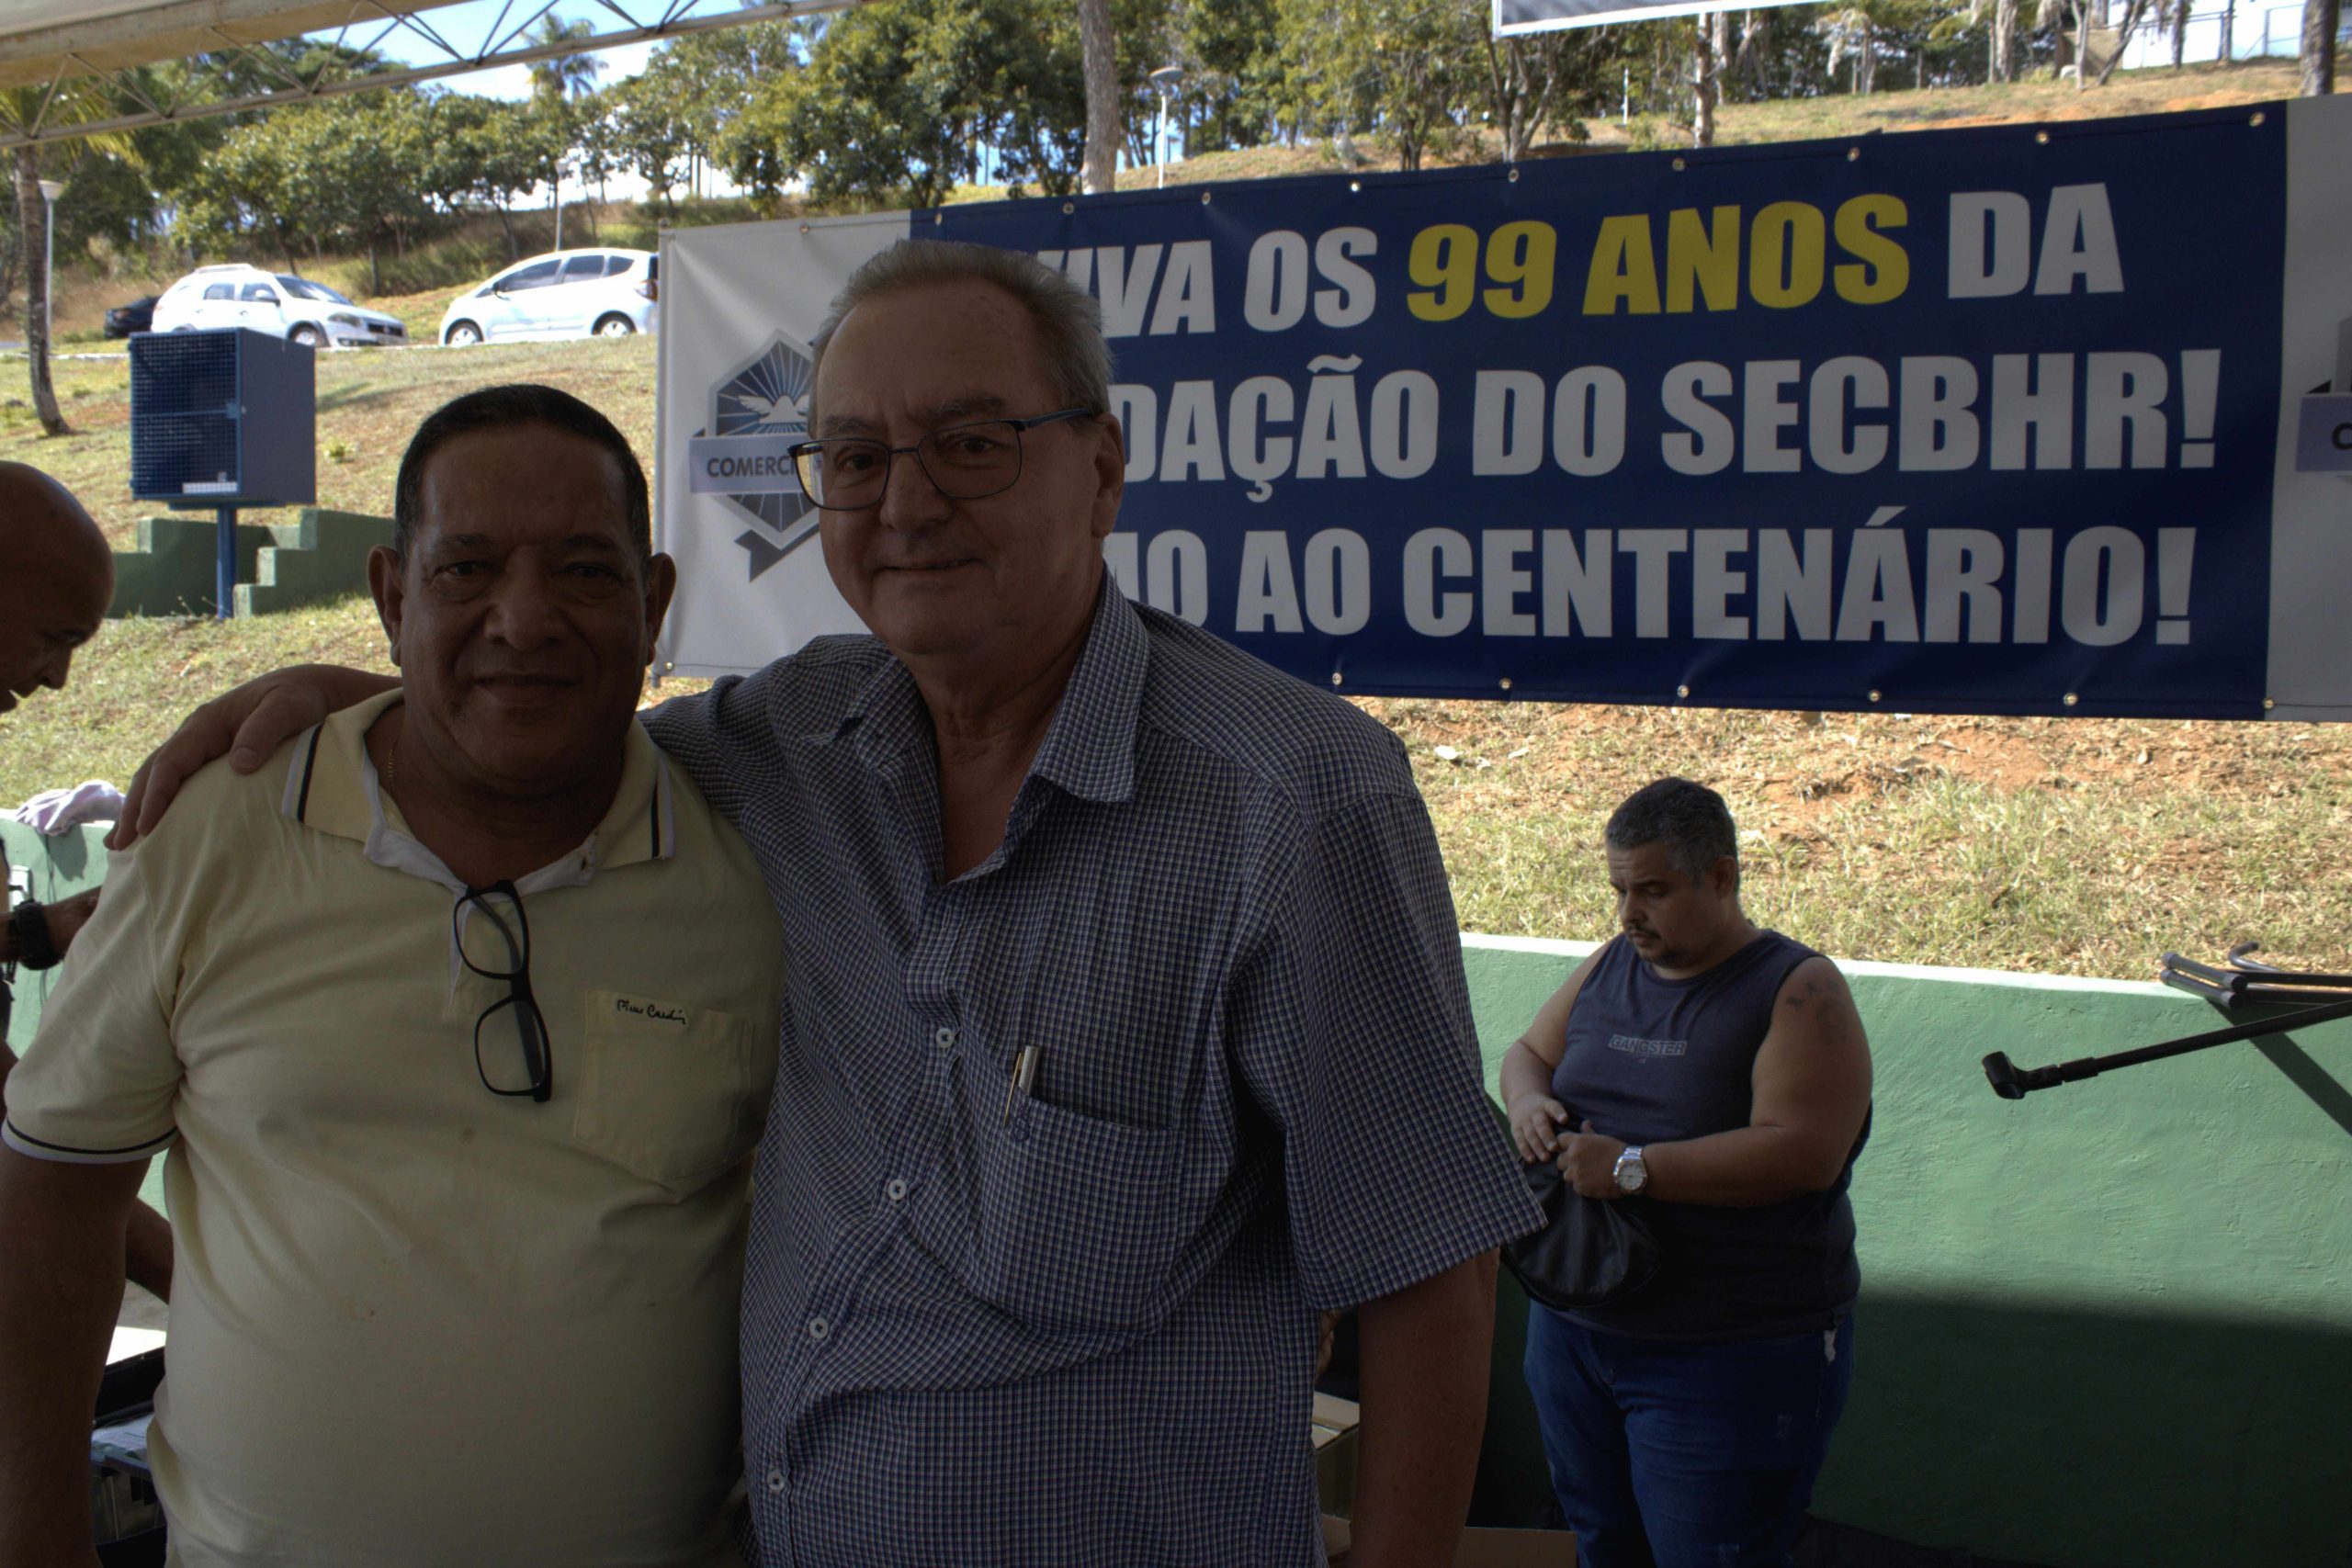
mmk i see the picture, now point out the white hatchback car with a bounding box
[438,249,659,346]
[149,265,408,348]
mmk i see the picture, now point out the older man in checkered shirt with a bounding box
[116,241,1541,1565]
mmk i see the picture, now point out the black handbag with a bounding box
[1497,1108,1660,1312]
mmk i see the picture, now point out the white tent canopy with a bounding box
[0,0,473,89]
[0,0,840,146]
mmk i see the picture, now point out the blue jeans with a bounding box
[1522,1306,1855,1568]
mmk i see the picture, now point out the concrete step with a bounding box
[107,507,390,618]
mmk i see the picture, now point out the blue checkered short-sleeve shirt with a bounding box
[649,578,1539,1566]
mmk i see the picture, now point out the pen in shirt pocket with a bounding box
[1001,1043,1042,1126]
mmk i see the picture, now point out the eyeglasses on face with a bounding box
[788,408,1094,510]
[454,881,552,1104]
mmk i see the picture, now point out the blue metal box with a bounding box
[129,329,316,508]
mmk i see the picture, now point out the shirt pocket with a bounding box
[571,989,754,1191]
[949,1042,1185,1334]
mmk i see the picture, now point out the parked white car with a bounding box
[437,249,659,346]
[149,265,408,348]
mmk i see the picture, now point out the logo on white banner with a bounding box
[686,335,820,581]
[2294,314,2352,476]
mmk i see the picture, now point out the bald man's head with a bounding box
[0,462,112,718]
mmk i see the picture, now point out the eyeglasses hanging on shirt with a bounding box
[455,882,552,1104]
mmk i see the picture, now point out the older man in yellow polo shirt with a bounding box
[0,385,781,1567]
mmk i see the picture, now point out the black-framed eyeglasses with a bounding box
[788,408,1094,511]
[455,881,552,1104]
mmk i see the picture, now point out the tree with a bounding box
[1694,9,1727,145]
[1475,24,1609,163]
[1080,0,1120,193]
[2301,0,2339,95]
[1,84,137,435]
[1277,0,1484,172]
[312,95,435,287]
[1822,3,1888,92]
[527,16,605,104]
[662,21,801,205]
[2093,0,2159,82]
[440,96,552,259]
[1976,0,2023,80]
[760,0,1088,210]
[1172,0,1284,152]
[2035,0,2143,87]
[525,17,601,248]
[600,72,697,219]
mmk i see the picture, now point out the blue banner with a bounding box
[931,105,2316,719]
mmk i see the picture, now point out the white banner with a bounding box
[2265,96,2352,721]
[654,211,910,680]
[1493,0,1814,36]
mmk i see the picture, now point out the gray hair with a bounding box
[1605,777,1739,887]
[808,241,1113,422]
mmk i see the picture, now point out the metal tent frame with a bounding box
[0,0,854,149]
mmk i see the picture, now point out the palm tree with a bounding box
[2,83,139,437]
[526,18,602,248]
[527,17,605,106]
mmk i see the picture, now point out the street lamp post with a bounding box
[36,178,63,349]
[1149,65,1184,190]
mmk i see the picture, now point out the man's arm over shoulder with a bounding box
[112,663,397,848]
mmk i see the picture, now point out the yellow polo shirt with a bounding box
[6,693,781,1568]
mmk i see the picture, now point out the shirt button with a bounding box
[765,1469,786,1494]
[808,1315,831,1341]
[886,1177,910,1202]
[933,1026,956,1050]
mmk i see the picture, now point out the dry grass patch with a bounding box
[1369,696,2352,980]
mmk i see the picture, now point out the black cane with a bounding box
[1984,991,2352,1099]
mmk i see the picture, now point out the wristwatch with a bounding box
[7,899,62,971]
[1611,1145,1649,1195]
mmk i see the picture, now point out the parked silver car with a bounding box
[438,249,659,345]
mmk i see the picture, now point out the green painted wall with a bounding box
[107,515,277,618]
[238,509,394,617]
[107,508,390,619]
[1463,933,2352,1568]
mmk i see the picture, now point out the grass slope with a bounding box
[5,60,2346,981]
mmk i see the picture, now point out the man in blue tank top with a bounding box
[1498,776,1874,1568]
